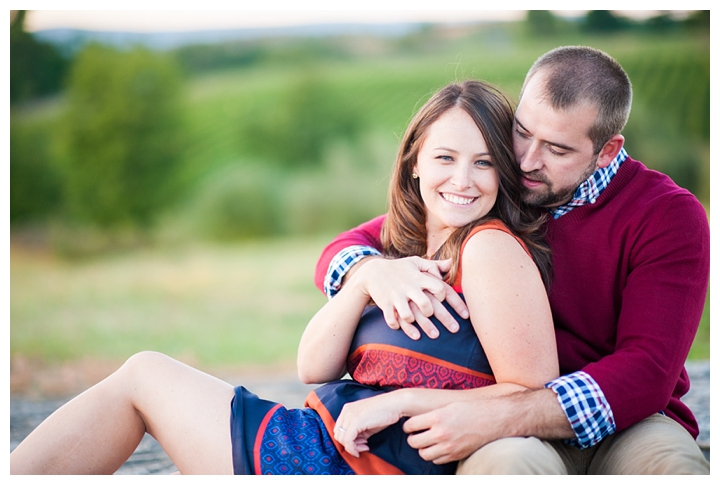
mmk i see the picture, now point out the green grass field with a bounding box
[10,235,710,372]
[10,237,329,369]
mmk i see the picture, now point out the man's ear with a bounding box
[596,135,625,169]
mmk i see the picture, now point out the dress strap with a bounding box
[452,220,531,291]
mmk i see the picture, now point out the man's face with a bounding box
[513,73,601,208]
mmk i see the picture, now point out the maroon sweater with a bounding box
[313,157,710,438]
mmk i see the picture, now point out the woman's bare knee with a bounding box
[121,351,175,373]
[116,351,174,387]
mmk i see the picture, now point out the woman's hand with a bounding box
[333,392,406,458]
[355,257,468,340]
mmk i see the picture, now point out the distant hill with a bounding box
[33,22,430,53]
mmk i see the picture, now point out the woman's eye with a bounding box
[475,160,492,167]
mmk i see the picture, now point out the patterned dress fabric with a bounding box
[230,220,523,474]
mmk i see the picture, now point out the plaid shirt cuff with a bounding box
[323,245,382,299]
[545,371,616,449]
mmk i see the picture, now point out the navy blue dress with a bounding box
[230,221,523,474]
[230,302,494,474]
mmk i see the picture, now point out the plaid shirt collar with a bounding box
[550,148,628,219]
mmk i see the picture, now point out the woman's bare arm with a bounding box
[334,229,559,455]
[461,229,558,388]
[296,270,372,384]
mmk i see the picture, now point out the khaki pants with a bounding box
[457,414,709,474]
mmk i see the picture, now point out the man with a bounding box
[313,46,710,474]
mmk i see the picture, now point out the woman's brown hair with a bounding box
[381,80,552,288]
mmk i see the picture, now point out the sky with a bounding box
[19,4,695,33]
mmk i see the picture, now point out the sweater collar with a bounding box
[549,148,628,220]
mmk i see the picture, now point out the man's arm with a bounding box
[314,215,385,294]
[403,388,573,464]
[314,214,468,338]
[576,193,709,436]
[403,191,710,458]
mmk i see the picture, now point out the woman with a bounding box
[10,80,557,475]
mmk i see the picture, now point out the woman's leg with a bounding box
[10,351,236,475]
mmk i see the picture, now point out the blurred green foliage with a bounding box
[182,164,286,240]
[526,11,559,37]
[54,45,186,227]
[583,10,632,32]
[10,10,69,103]
[9,11,710,248]
[10,112,64,223]
[9,11,711,365]
[240,72,363,169]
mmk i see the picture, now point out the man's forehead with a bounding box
[516,93,597,128]
[519,71,598,119]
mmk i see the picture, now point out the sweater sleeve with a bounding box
[581,192,709,436]
[314,214,386,294]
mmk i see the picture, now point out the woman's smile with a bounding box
[441,192,478,206]
[413,107,499,251]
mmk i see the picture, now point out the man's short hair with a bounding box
[521,46,632,154]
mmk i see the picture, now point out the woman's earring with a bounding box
[412,173,419,179]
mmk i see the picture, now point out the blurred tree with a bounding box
[242,72,362,169]
[174,41,266,74]
[56,45,186,227]
[10,10,69,104]
[683,10,710,30]
[644,12,678,32]
[583,10,630,33]
[10,119,64,223]
[526,10,558,37]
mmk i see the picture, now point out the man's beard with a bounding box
[521,158,598,208]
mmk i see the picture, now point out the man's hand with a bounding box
[402,400,497,464]
[402,389,574,464]
[353,257,469,340]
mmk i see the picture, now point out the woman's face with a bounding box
[413,107,499,255]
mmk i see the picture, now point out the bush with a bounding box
[10,114,63,223]
[240,71,363,169]
[165,133,393,242]
[55,44,186,227]
[180,163,286,241]
[10,11,69,104]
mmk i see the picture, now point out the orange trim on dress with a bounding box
[348,343,495,383]
[253,403,283,475]
[304,391,405,475]
[452,220,532,292]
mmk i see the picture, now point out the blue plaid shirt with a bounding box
[549,148,627,219]
[323,245,382,299]
[323,149,628,449]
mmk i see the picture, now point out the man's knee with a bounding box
[457,437,567,474]
[591,415,709,474]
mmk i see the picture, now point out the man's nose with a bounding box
[519,142,543,173]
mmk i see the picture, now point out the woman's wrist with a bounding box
[391,388,416,418]
[343,259,376,302]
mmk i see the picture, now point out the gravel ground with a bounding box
[10,362,710,474]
